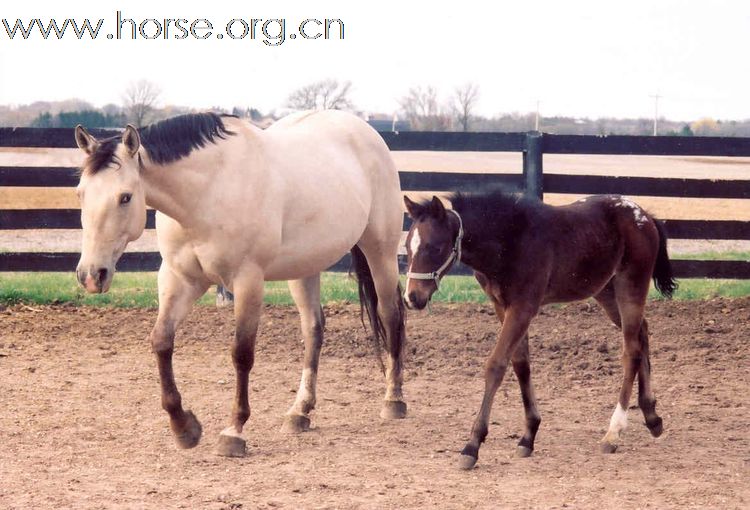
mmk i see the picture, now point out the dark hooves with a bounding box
[380,400,408,420]
[458,454,478,470]
[516,445,534,458]
[280,414,311,434]
[215,434,247,458]
[647,417,664,438]
[600,442,618,454]
[173,410,202,449]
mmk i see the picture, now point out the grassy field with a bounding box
[2,269,749,308]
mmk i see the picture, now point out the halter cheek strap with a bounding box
[406,209,464,289]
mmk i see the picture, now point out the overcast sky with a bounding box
[1,0,748,121]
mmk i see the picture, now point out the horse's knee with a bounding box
[484,360,508,382]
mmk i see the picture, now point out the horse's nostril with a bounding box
[76,269,86,285]
[97,268,108,283]
[408,292,418,304]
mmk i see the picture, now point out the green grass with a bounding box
[676,250,750,261]
[1,267,749,308]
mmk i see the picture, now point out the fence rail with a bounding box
[1,128,749,279]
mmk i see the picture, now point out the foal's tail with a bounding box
[350,245,388,373]
[653,220,678,299]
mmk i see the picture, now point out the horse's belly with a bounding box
[263,238,357,281]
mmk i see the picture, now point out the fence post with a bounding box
[523,131,544,199]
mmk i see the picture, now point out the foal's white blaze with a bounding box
[403,228,423,304]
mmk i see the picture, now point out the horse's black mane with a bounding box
[83,112,235,173]
[139,112,235,165]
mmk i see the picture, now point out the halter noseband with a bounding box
[406,209,464,289]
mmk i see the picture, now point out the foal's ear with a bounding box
[74,125,98,155]
[122,125,141,157]
[430,196,446,220]
[403,195,422,218]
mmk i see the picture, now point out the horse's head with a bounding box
[403,195,463,310]
[74,125,147,293]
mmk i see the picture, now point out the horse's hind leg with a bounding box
[150,264,210,449]
[281,274,325,433]
[512,333,542,458]
[357,243,408,419]
[215,267,264,457]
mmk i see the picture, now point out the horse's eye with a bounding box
[119,193,132,205]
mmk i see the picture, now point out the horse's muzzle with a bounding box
[77,266,111,294]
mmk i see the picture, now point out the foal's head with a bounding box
[403,195,462,310]
[74,125,146,293]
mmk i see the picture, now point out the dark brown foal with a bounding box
[403,191,676,470]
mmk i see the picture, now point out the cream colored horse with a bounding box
[74,110,407,457]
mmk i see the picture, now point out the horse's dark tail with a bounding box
[350,245,387,373]
[653,220,678,299]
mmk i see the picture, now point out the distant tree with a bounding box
[691,117,718,136]
[30,112,53,128]
[680,124,694,136]
[398,85,451,131]
[451,82,480,132]
[286,79,353,110]
[122,80,161,127]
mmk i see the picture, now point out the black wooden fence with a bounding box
[1,127,750,279]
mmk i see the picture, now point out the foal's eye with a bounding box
[119,193,132,205]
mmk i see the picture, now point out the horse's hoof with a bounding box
[647,417,663,438]
[215,434,247,457]
[600,442,618,454]
[380,400,407,420]
[173,410,202,449]
[280,414,311,434]
[458,454,478,470]
[516,445,534,458]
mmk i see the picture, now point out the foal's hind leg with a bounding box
[281,274,325,433]
[595,278,661,453]
[512,334,542,458]
[216,267,264,457]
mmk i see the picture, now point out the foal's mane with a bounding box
[447,188,546,243]
[83,112,236,174]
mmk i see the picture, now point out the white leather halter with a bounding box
[406,209,464,289]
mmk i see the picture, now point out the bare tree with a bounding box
[452,82,480,132]
[286,79,353,110]
[122,80,161,127]
[398,85,451,131]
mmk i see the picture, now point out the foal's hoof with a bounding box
[380,400,408,420]
[280,414,311,434]
[600,442,618,454]
[516,445,534,458]
[458,454,478,470]
[173,410,202,449]
[215,434,247,458]
[647,417,664,438]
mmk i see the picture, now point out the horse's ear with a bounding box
[403,195,422,219]
[74,125,98,155]
[430,195,446,220]
[122,125,141,157]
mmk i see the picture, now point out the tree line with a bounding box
[2,78,749,137]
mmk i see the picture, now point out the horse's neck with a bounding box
[140,157,215,227]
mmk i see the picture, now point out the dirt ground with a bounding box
[1,299,748,509]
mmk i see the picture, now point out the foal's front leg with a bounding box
[215,268,264,457]
[459,305,535,470]
[150,265,209,449]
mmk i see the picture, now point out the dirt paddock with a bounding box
[1,299,748,509]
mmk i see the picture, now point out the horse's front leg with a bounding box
[459,305,535,470]
[150,264,209,449]
[215,267,264,457]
